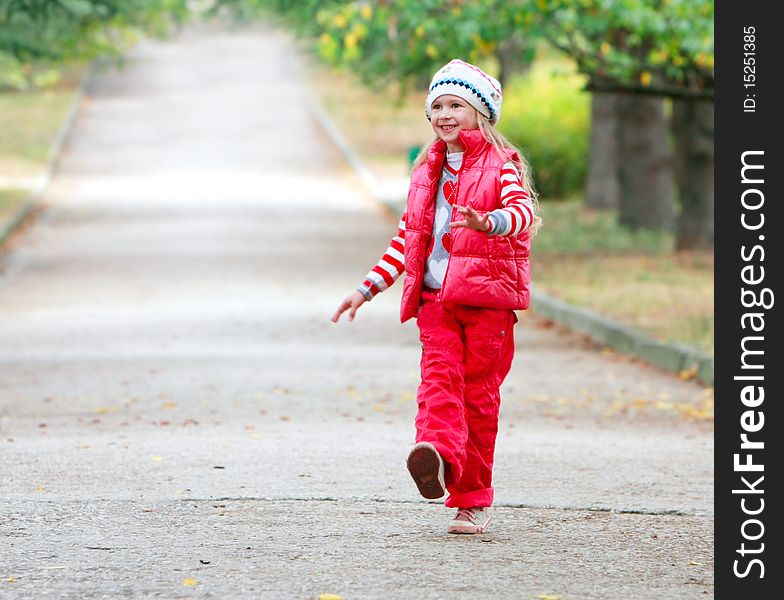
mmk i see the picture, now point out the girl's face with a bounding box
[429,94,479,152]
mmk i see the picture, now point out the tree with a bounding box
[0,0,189,88]
[530,0,714,246]
[212,0,537,91]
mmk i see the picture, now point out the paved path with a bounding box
[0,25,713,599]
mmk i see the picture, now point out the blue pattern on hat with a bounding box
[428,78,495,122]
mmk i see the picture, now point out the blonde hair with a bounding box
[412,113,542,235]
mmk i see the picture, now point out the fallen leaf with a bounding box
[33,486,44,493]
[4,577,17,583]
[688,560,703,566]
[151,456,163,462]
[398,391,414,403]
[679,366,698,380]
[372,404,385,412]
[318,595,345,600]
[534,595,562,600]
[161,401,177,409]
[182,578,198,587]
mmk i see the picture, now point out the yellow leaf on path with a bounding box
[679,366,698,380]
[4,577,17,583]
[33,486,44,493]
[182,578,198,586]
[398,391,414,403]
[372,404,385,412]
[535,595,562,600]
[688,560,704,566]
[161,401,177,409]
[151,455,163,462]
[319,595,345,600]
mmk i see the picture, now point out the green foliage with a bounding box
[532,0,714,98]
[500,63,590,199]
[214,0,535,91]
[0,0,189,89]
[218,0,713,99]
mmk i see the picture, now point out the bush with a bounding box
[499,61,590,200]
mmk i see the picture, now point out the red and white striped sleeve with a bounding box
[486,162,535,237]
[357,211,406,301]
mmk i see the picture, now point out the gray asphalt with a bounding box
[0,24,713,599]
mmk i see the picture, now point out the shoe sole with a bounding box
[447,519,491,535]
[406,443,445,499]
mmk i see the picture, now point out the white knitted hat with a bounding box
[425,59,503,125]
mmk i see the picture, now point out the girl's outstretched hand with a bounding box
[452,206,490,232]
[332,290,367,323]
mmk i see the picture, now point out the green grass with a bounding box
[0,83,80,236]
[0,188,30,224]
[534,198,674,255]
[0,88,76,172]
[533,201,713,352]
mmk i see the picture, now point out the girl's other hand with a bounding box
[452,206,490,231]
[331,290,367,323]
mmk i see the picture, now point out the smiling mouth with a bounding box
[440,124,458,133]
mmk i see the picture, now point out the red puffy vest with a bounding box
[399,128,532,323]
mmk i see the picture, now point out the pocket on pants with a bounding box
[462,307,513,381]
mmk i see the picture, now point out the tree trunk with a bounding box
[616,95,676,230]
[672,98,714,250]
[495,39,531,89]
[585,92,621,210]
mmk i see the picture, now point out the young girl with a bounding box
[332,59,539,534]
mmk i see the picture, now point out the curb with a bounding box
[529,289,714,386]
[0,62,95,247]
[305,78,714,386]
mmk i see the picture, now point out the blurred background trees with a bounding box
[211,0,713,251]
[1,0,714,250]
[0,0,189,88]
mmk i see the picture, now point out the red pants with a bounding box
[415,291,517,508]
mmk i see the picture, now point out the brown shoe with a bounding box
[406,442,446,499]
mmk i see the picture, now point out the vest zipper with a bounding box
[438,164,461,303]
